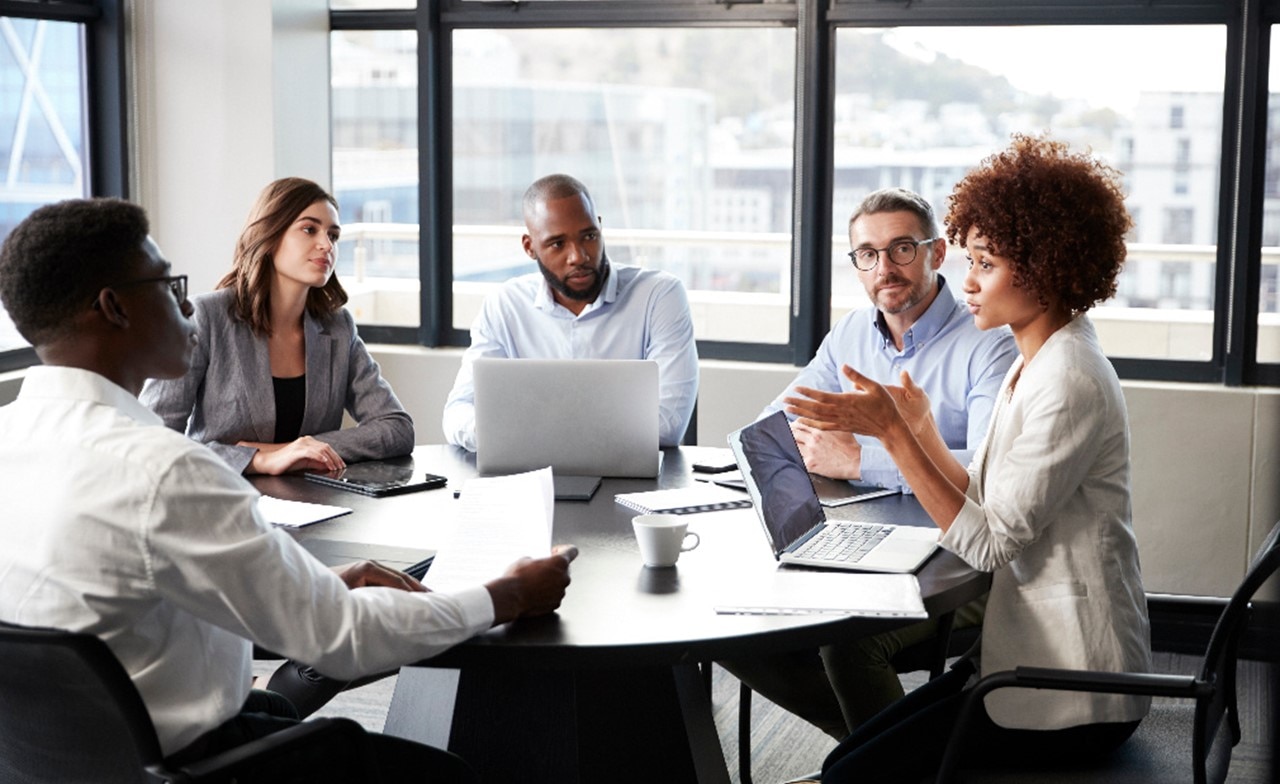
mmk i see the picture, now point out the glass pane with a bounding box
[1260,32,1280,364]
[0,17,89,353]
[452,28,796,344]
[331,0,415,8]
[330,29,420,328]
[832,26,1226,362]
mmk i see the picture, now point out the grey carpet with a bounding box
[253,654,1276,784]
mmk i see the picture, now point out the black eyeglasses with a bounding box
[92,274,188,308]
[848,238,941,271]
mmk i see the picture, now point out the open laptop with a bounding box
[473,358,661,478]
[727,412,939,573]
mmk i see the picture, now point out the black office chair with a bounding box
[933,518,1280,784]
[0,621,374,783]
[736,608,980,784]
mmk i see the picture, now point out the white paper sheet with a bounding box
[714,571,927,618]
[423,467,554,593]
[256,495,351,528]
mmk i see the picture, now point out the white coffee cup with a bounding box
[632,513,700,568]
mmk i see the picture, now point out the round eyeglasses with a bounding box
[848,238,941,271]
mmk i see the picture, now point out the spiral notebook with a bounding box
[614,485,751,515]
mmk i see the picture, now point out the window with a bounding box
[0,2,124,369]
[830,26,1225,362]
[0,16,89,353]
[1256,29,1280,364]
[329,2,1279,383]
[449,27,796,345]
[330,28,420,329]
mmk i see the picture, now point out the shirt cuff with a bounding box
[450,584,496,630]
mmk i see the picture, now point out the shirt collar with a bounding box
[18,365,163,426]
[870,275,958,352]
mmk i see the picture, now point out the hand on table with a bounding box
[245,436,345,476]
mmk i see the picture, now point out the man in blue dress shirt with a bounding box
[761,188,1016,492]
[442,173,699,451]
[725,188,1016,755]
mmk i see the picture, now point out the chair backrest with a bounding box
[1194,519,1280,776]
[0,621,163,783]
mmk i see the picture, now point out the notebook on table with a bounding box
[614,484,751,515]
[701,472,898,508]
[727,411,939,573]
[473,358,661,478]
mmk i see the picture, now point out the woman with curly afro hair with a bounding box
[784,135,1151,782]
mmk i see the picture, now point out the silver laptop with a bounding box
[728,412,939,573]
[473,358,661,478]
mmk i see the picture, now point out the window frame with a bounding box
[0,0,128,373]
[333,0,1280,387]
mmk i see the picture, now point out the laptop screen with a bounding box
[473,358,660,478]
[729,411,827,556]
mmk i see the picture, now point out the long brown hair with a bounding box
[218,177,348,335]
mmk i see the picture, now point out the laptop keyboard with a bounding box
[793,522,892,563]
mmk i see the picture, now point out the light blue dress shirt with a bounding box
[443,264,700,451]
[761,278,1017,492]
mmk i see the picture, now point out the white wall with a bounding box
[129,0,330,298]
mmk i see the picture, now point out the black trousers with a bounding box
[822,659,1140,783]
[167,689,478,784]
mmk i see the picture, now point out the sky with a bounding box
[877,26,1231,115]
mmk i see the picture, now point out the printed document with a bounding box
[424,467,554,593]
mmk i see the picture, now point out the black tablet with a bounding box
[304,458,447,497]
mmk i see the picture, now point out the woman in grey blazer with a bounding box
[786,136,1151,783]
[141,178,413,476]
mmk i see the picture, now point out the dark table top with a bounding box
[253,445,989,670]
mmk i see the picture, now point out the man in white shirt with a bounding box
[442,174,699,451]
[0,198,576,781]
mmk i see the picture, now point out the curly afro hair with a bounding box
[944,134,1132,315]
[0,198,149,345]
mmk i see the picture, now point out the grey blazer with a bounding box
[140,288,414,474]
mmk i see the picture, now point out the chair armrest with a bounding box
[148,717,373,783]
[996,666,1211,701]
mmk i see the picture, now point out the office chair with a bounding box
[0,621,374,783]
[736,609,980,784]
[933,517,1280,784]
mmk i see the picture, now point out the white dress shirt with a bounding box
[442,264,699,451]
[941,317,1152,730]
[0,367,493,755]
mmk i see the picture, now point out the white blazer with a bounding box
[940,316,1152,730]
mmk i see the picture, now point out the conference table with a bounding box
[253,445,989,784]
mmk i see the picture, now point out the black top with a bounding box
[272,374,306,443]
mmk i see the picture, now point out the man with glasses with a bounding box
[0,198,576,782]
[760,187,1016,491]
[722,188,1016,765]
